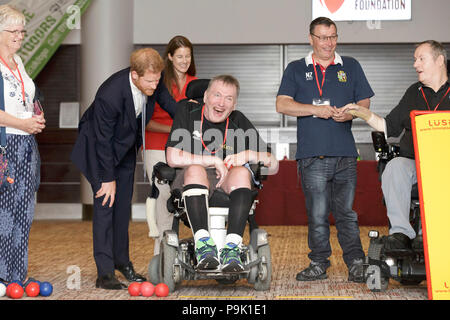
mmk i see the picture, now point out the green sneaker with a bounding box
[220,242,244,273]
[195,237,219,270]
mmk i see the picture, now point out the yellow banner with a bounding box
[412,111,450,300]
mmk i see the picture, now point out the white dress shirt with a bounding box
[129,72,147,117]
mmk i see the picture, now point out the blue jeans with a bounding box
[298,157,364,268]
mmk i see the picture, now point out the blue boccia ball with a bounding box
[39,282,53,297]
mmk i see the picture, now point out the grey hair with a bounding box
[416,40,447,67]
[0,5,26,31]
[207,74,240,97]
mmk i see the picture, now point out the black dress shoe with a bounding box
[95,273,127,290]
[116,262,146,282]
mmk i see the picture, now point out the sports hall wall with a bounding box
[34,1,450,222]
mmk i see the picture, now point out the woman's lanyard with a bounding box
[312,56,326,98]
[0,56,26,106]
[200,104,229,154]
[420,86,450,111]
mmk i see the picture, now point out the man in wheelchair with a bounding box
[343,40,450,250]
[165,74,279,273]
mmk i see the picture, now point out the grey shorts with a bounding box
[171,167,220,194]
[171,166,257,194]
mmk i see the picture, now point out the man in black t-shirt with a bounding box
[166,75,278,272]
[343,40,450,250]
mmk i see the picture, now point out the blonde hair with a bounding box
[0,5,25,31]
[130,48,164,76]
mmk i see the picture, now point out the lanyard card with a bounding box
[312,98,330,118]
[312,98,330,106]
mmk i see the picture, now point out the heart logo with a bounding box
[320,0,345,14]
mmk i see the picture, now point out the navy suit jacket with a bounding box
[71,67,177,188]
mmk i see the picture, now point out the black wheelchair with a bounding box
[146,79,272,292]
[147,162,272,292]
[364,131,426,292]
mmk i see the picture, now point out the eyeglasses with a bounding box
[3,29,27,36]
[310,33,338,42]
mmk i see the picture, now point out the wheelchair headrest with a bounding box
[185,79,210,100]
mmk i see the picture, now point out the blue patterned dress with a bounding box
[0,55,40,282]
[0,135,40,282]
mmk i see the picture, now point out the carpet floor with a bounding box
[2,221,428,301]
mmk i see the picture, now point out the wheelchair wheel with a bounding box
[254,244,271,291]
[160,238,180,292]
[365,240,389,292]
[148,254,160,285]
[366,265,389,292]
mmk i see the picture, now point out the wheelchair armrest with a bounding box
[372,131,400,162]
[371,131,389,154]
[247,161,267,189]
[153,161,176,182]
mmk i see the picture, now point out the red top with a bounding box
[145,74,197,150]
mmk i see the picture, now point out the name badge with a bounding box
[312,98,330,118]
[312,98,330,106]
[17,111,32,119]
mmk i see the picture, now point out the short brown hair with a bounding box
[130,48,164,76]
[416,40,447,67]
[310,16,337,35]
[207,75,240,97]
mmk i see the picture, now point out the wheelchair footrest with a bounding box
[382,248,415,257]
[244,257,262,271]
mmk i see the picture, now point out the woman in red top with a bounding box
[144,35,197,254]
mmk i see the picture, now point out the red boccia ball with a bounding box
[25,282,40,297]
[128,282,141,296]
[6,283,17,298]
[140,282,155,297]
[8,283,24,299]
[154,283,169,297]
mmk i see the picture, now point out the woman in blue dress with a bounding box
[0,4,46,284]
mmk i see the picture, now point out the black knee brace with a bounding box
[182,184,209,234]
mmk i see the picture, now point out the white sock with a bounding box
[225,233,242,247]
[194,229,210,247]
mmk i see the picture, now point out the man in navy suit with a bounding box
[71,48,177,290]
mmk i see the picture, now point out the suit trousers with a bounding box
[91,160,135,277]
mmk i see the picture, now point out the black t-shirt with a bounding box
[166,101,270,160]
[385,81,450,159]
